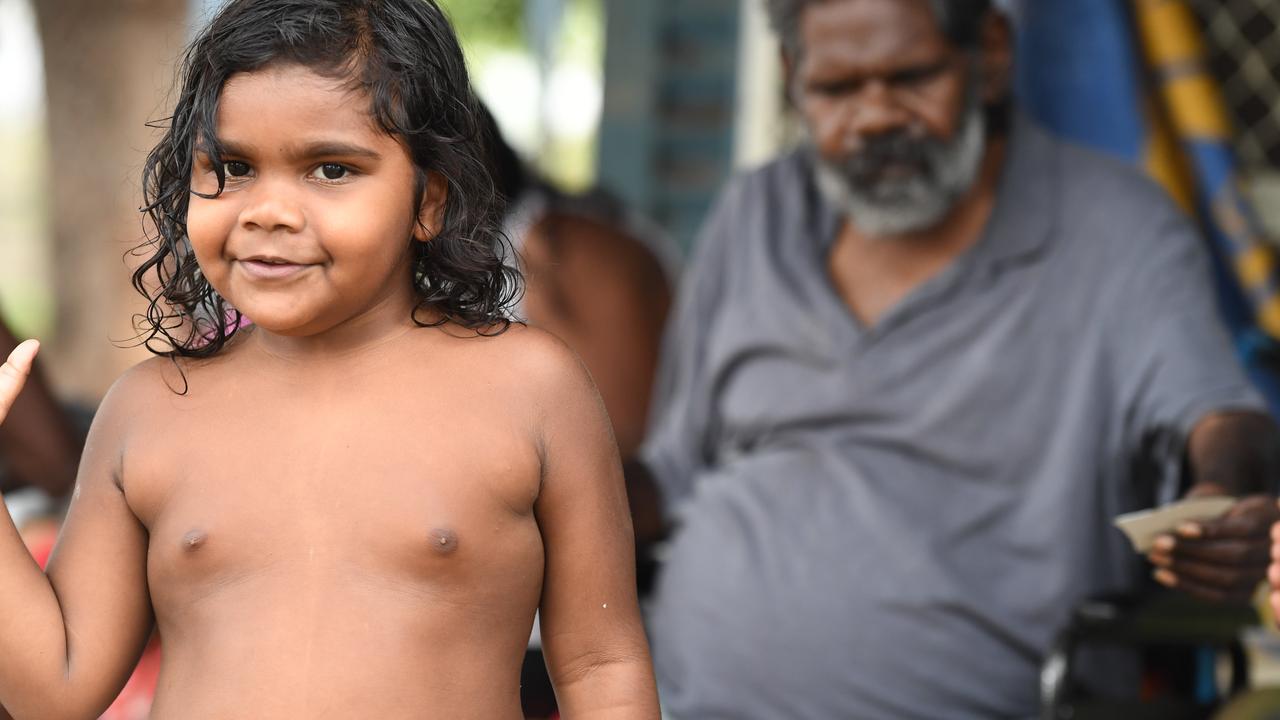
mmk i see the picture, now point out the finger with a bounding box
[1155,568,1255,605]
[1227,494,1280,516]
[1179,513,1273,542]
[1160,537,1270,566]
[0,339,38,420]
[1269,562,1280,587]
[1179,495,1280,540]
[1159,555,1267,593]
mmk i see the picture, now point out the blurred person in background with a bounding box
[486,109,675,462]
[629,0,1280,717]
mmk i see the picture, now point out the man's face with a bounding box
[793,0,987,236]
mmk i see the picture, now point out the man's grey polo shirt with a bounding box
[641,118,1263,719]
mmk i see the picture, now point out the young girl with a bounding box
[0,1,658,717]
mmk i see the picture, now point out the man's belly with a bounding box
[647,452,1058,720]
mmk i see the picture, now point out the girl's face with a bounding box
[188,64,440,339]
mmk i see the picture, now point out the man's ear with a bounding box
[413,171,449,243]
[977,10,1014,105]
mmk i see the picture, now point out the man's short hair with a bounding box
[765,0,994,57]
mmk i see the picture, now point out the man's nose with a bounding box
[844,80,911,146]
[238,178,306,234]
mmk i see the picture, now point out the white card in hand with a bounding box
[1112,497,1235,553]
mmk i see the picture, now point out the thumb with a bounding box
[0,339,40,422]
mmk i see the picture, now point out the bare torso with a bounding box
[125,328,545,718]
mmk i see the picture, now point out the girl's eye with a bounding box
[314,163,349,181]
[224,161,251,177]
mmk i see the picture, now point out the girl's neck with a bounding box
[246,292,422,365]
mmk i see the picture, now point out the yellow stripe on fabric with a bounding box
[1132,0,1207,65]
[1237,246,1276,289]
[1133,0,1280,343]
[1162,74,1233,139]
[1142,120,1196,214]
[1258,297,1280,339]
[1132,0,1232,138]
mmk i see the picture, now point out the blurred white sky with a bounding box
[0,0,44,125]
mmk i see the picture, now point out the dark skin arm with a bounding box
[0,341,153,719]
[622,458,667,550]
[0,320,79,495]
[1147,411,1280,604]
[520,212,671,461]
[529,334,660,718]
[0,340,35,720]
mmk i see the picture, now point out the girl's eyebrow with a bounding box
[294,141,383,161]
[216,139,383,161]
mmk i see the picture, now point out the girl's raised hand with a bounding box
[0,339,38,425]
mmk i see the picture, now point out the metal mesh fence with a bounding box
[1189,0,1280,170]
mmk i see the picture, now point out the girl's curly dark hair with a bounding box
[134,0,520,358]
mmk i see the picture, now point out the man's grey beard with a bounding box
[814,89,987,238]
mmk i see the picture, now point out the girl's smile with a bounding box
[236,256,316,281]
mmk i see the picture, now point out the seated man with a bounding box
[632,0,1279,717]
[0,315,77,496]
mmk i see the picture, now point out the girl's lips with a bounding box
[237,259,312,280]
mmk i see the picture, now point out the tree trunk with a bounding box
[34,0,189,402]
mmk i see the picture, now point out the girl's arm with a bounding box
[0,342,154,720]
[529,334,660,719]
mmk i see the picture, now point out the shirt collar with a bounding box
[973,111,1060,271]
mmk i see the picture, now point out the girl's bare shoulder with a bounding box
[98,350,238,424]
[433,323,588,386]
[101,357,182,413]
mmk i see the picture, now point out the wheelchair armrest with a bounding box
[1064,592,1257,646]
[1041,592,1259,719]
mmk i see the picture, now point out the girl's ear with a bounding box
[413,172,449,243]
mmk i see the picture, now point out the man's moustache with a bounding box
[838,133,938,185]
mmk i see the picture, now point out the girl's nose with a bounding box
[238,182,306,234]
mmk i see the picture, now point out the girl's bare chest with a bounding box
[122,414,544,611]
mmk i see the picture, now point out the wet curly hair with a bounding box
[765,0,994,58]
[134,0,520,358]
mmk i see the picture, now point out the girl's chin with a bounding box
[228,309,319,337]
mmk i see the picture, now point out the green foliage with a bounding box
[437,0,526,49]
[437,0,601,54]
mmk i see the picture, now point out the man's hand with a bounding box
[0,339,38,426]
[1148,494,1278,604]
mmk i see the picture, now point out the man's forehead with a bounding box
[798,0,948,66]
